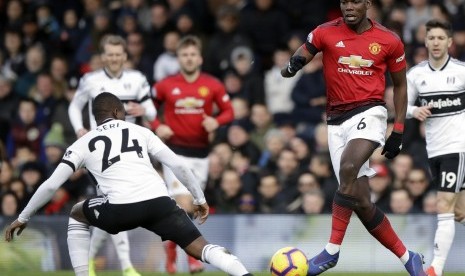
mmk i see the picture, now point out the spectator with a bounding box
[28,72,60,126]
[230,46,265,106]
[227,119,261,165]
[238,192,257,213]
[58,9,83,62]
[146,2,174,62]
[2,28,25,79]
[405,168,431,212]
[369,163,393,213]
[256,173,287,213]
[6,98,47,161]
[390,152,414,189]
[205,5,251,77]
[289,135,312,171]
[35,3,61,40]
[0,76,20,143]
[249,104,275,151]
[205,152,226,210]
[19,161,46,202]
[231,97,250,120]
[274,148,300,203]
[126,31,154,82]
[239,0,290,70]
[389,188,415,214]
[264,48,298,123]
[5,0,25,30]
[14,44,46,97]
[291,53,326,132]
[8,178,27,210]
[0,191,20,216]
[287,171,322,213]
[153,30,180,82]
[300,189,327,214]
[215,169,243,213]
[212,142,234,167]
[257,128,286,172]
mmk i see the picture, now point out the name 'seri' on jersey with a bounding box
[62,120,169,204]
[305,18,406,115]
[407,57,465,157]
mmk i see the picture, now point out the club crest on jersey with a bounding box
[369,42,381,55]
[198,86,209,97]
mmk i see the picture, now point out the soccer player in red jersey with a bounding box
[150,35,234,274]
[282,1,426,276]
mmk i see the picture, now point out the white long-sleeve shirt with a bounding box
[68,68,156,132]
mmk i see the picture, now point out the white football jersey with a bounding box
[62,119,169,204]
[407,57,465,158]
[69,68,153,131]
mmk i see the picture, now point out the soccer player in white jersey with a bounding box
[68,35,156,276]
[406,20,465,276]
[5,92,254,276]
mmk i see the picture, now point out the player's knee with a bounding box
[339,161,358,182]
[69,202,87,223]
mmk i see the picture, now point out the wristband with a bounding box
[393,122,404,133]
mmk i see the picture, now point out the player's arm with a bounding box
[382,68,407,159]
[127,76,157,120]
[68,77,90,137]
[406,71,431,121]
[281,45,315,78]
[203,83,234,133]
[5,164,74,241]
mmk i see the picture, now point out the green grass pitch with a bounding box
[2,272,465,276]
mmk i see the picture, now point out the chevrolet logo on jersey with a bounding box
[338,55,374,75]
[338,55,374,68]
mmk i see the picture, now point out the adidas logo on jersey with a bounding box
[335,41,345,48]
[421,80,427,86]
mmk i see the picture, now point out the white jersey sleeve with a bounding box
[136,74,157,121]
[146,132,206,205]
[18,164,74,223]
[406,68,419,119]
[69,75,91,132]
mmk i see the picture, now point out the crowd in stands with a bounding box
[1,0,465,217]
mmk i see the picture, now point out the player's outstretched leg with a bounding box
[183,236,252,276]
[110,231,141,276]
[404,251,426,276]
[307,192,353,275]
[164,240,178,274]
[307,249,339,276]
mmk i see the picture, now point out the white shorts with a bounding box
[162,155,209,197]
[328,106,387,184]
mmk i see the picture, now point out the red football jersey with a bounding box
[151,73,233,149]
[305,18,406,118]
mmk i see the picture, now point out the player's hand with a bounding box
[193,203,209,225]
[77,128,88,138]
[412,105,432,121]
[126,102,146,117]
[155,124,174,140]
[382,131,403,159]
[282,56,306,77]
[202,115,219,133]
[5,219,27,242]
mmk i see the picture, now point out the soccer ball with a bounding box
[269,246,309,276]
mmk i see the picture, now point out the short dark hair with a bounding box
[425,19,452,37]
[92,92,124,121]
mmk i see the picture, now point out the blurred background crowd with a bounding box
[1,0,464,217]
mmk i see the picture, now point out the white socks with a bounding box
[110,231,133,270]
[67,218,90,276]
[201,244,249,276]
[431,213,455,275]
[89,228,133,270]
[325,243,341,255]
[89,227,108,258]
